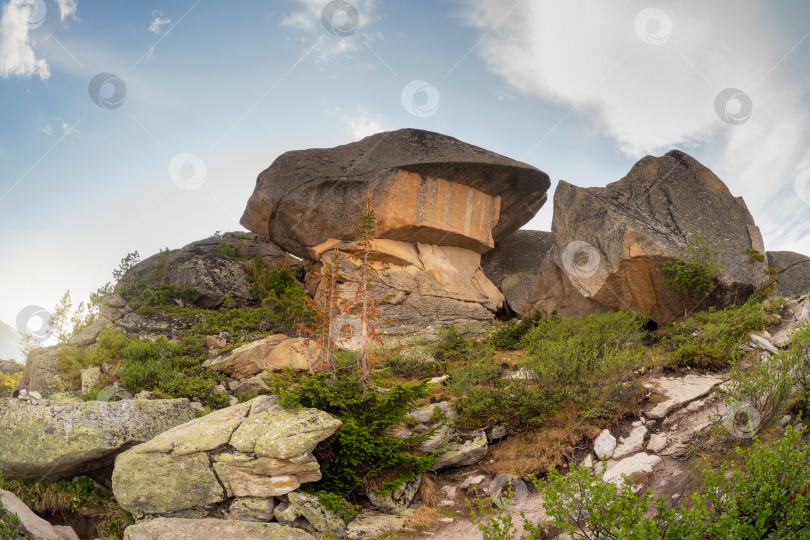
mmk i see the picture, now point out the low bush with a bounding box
[118,250,196,307]
[451,311,648,431]
[432,325,492,362]
[383,354,447,380]
[489,314,540,350]
[275,374,435,497]
[658,300,770,369]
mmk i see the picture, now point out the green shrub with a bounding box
[314,490,360,523]
[489,314,540,350]
[660,235,724,316]
[450,311,648,431]
[246,258,313,330]
[275,374,435,496]
[212,242,240,258]
[659,300,770,369]
[0,507,24,540]
[118,250,196,307]
[382,354,447,380]
[432,325,492,362]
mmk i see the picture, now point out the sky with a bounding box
[1,0,810,347]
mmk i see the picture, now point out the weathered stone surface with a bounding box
[81,367,101,393]
[1,489,67,540]
[117,311,192,341]
[646,433,668,453]
[366,475,422,513]
[347,513,406,539]
[612,425,647,460]
[288,492,347,537]
[121,232,293,309]
[594,429,617,460]
[112,397,340,516]
[309,241,503,336]
[241,129,551,257]
[603,453,662,486]
[767,251,810,298]
[408,401,457,424]
[203,334,300,379]
[229,497,275,522]
[431,430,488,470]
[644,374,724,420]
[17,347,67,397]
[482,230,555,313]
[529,150,767,323]
[122,518,316,540]
[0,398,194,480]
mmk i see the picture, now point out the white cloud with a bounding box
[282,0,377,62]
[458,0,810,253]
[41,124,52,135]
[345,106,383,140]
[55,0,77,21]
[0,1,50,79]
[148,10,170,34]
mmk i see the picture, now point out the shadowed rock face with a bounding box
[240,128,551,257]
[767,251,810,298]
[529,150,767,323]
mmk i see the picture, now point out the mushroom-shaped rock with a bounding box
[240,129,551,257]
[530,150,767,323]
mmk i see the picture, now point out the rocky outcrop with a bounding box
[203,335,320,378]
[120,232,293,309]
[68,295,128,347]
[122,518,316,540]
[117,311,193,341]
[0,360,22,375]
[481,230,555,314]
[241,129,551,257]
[0,398,194,480]
[112,397,341,516]
[308,240,504,336]
[529,150,767,323]
[767,251,810,298]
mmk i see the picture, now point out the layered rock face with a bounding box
[767,251,810,298]
[240,129,551,334]
[112,396,340,516]
[529,150,767,323]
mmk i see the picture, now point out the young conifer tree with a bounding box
[317,246,343,371]
[352,194,382,380]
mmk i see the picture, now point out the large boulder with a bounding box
[120,232,293,309]
[767,251,810,298]
[529,150,767,323]
[16,347,67,397]
[112,397,341,516]
[0,360,22,376]
[203,335,320,379]
[122,518,316,540]
[240,129,551,257]
[0,398,194,480]
[481,230,555,314]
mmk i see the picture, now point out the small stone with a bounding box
[438,499,455,507]
[229,396,240,406]
[646,434,667,453]
[135,390,154,400]
[762,331,771,339]
[685,400,704,412]
[488,425,508,440]
[441,485,457,499]
[459,474,486,489]
[190,402,205,414]
[439,517,454,523]
[632,420,642,427]
[612,426,647,460]
[779,415,792,427]
[582,454,594,469]
[594,429,617,460]
[28,391,42,401]
[750,333,779,354]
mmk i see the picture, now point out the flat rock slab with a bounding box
[612,425,647,460]
[123,518,316,540]
[603,453,662,486]
[644,374,724,420]
[347,513,406,539]
[1,489,67,540]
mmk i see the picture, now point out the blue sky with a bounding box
[1,0,810,334]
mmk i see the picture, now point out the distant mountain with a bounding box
[0,320,22,362]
